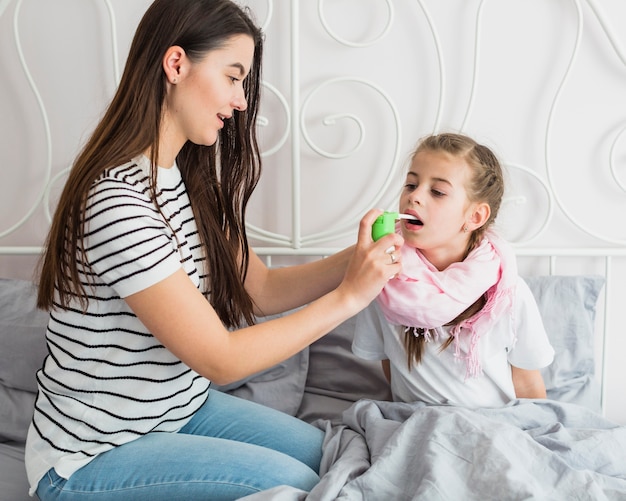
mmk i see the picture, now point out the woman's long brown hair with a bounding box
[403,133,505,369]
[37,0,264,328]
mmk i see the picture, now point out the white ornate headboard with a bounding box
[1,0,625,421]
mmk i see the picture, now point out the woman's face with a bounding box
[164,34,255,152]
[398,149,477,269]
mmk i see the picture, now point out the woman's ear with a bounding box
[163,46,186,85]
[468,202,491,231]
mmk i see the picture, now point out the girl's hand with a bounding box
[338,209,404,310]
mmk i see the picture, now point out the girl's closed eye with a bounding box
[431,188,445,197]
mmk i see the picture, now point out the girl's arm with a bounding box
[511,366,547,399]
[125,209,403,386]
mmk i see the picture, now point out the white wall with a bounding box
[1,1,625,421]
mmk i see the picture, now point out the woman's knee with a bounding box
[183,390,324,471]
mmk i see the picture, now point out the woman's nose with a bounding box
[233,89,248,112]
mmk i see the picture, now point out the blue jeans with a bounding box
[36,390,324,500]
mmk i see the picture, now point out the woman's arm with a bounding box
[511,366,547,399]
[125,209,403,386]
[243,245,354,316]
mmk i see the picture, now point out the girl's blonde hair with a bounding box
[404,132,505,369]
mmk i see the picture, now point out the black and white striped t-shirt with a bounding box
[26,156,211,491]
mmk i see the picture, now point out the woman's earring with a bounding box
[463,225,469,233]
[172,78,178,84]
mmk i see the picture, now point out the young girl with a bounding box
[25,1,403,499]
[353,133,554,408]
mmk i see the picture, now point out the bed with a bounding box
[1,267,626,500]
[2,0,626,499]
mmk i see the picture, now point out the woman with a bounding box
[26,1,403,499]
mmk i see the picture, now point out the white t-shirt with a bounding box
[352,277,554,407]
[25,156,211,493]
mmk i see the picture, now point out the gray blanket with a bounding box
[244,399,626,500]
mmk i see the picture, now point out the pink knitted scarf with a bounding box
[376,230,517,377]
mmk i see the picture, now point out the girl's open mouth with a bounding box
[398,213,423,227]
[406,218,423,227]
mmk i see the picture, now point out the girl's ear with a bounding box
[163,46,186,85]
[467,202,491,231]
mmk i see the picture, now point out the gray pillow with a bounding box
[297,302,392,424]
[0,442,30,500]
[212,312,310,416]
[0,273,605,443]
[525,275,604,411]
[0,278,49,441]
[0,385,36,442]
[0,278,49,393]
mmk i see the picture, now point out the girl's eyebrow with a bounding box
[432,176,453,187]
[407,171,453,187]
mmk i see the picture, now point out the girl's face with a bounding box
[162,34,254,161]
[399,149,479,270]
